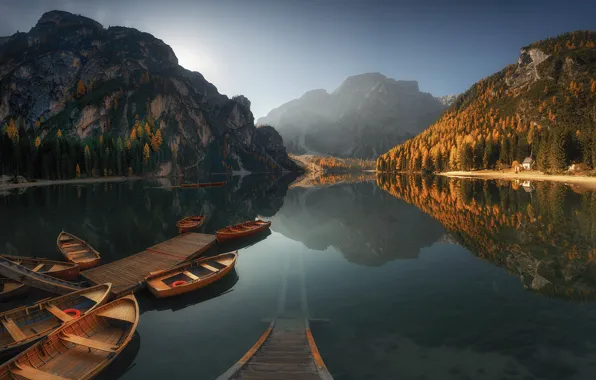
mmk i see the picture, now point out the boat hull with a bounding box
[216,221,271,242]
[146,252,237,298]
[0,284,112,356]
[0,294,138,380]
[0,255,80,281]
[57,232,101,269]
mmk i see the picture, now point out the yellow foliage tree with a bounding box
[130,128,137,140]
[151,129,162,151]
[144,122,151,137]
[143,143,150,163]
[4,118,18,142]
[57,129,62,138]
[76,80,87,98]
[75,164,81,178]
[35,136,41,148]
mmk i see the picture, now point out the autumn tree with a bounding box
[76,80,87,98]
[143,143,150,164]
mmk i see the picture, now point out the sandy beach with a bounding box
[441,170,596,189]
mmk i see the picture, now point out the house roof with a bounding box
[522,157,534,164]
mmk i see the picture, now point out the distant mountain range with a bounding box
[257,73,454,159]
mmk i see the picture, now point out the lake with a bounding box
[1,173,596,379]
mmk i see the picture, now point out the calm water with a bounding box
[2,174,596,379]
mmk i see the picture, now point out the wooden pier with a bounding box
[217,252,333,380]
[217,318,333,380]
[81,233,216,296]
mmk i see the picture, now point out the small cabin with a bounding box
[522,157,534,170]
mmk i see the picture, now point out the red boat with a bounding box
[216,220,272,242]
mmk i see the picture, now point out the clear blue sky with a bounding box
[1,0,594,118]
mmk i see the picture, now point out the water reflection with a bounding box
[270,179,445,266]
[377,174,596,300]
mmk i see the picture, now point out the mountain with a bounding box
[0,11,299,180]
[377,30,596,173]
[257,73,447,159]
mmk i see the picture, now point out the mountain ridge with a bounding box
[257,72,448,159]
[0,10,300,180]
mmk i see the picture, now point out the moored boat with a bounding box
[0,279,27,302]
[0,294,139,380]
[0,255,80,280]
[57,231,101,269]
[176,215,205,233]
[145,251,238,298]
[0,283,111,356]
[180,181,226,188]
[216,220,272,242]
[0,256,84,295]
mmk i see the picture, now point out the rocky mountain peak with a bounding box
[34,10,104,32]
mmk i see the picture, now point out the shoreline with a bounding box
[0,176,145,190]
[440,170,596,189]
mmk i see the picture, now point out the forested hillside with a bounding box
[0,11,298,181]
[377,31,596,173]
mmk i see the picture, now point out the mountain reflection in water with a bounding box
[376,174,596,300]
[2,172,596,379]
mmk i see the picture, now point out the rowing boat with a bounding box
[0,283,111,357]
[145,252,238,298]
[179,181,226,188]
[0,256,84,295]
[0,255,79,280]
[0,294,139,380]
[176,215,205,233]
[216,220,272,242]
[57,231,101,269]
[0,279,26,302]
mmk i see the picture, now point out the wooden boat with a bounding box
[0,255,79,280]
[176,215,205,233]
[0,279,27,302]
[0,283,111,356]
[179,181,226,188]
[0,256,83,295]
[57,231,101,269]
[216,220,272,242]
[145,252,238,298]
[0,294,139,380]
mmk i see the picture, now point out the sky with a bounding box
[0,0,595,118]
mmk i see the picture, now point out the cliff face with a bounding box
[0,10,299,175]
[257,73,447,159]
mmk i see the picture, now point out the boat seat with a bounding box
[60,243,81,248]
[148,279,170,291]
[1,318,27,342]
[11,365,68,380]
[44,305,73,323]
[59,333,118,353]
[182,271,199,280]
[200,263,219,272]
[67,250,88,256]
[32,264,44,272]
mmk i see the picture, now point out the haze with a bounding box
[1,0,594,118]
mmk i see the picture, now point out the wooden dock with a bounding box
[217,318,333,380]
[217,253,333,380]
[81,233,215,296]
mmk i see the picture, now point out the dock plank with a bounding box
[81,233,215,296]
[217,319,333,380]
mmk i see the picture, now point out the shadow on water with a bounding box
[95,332,141,380]
[137,270,239,314]
[216,229,272,252]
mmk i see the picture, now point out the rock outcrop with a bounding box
[257,73,447,159]
[0,10,298,175]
